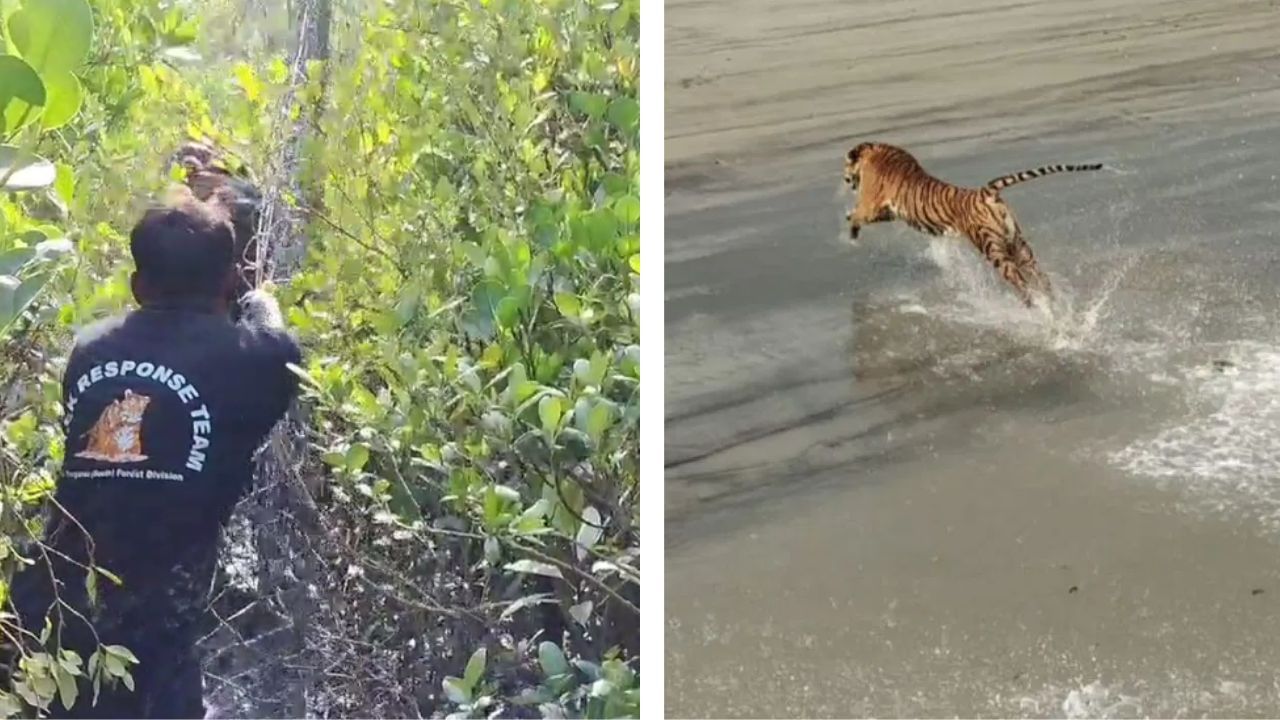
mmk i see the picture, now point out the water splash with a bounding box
[918,237,1133,354]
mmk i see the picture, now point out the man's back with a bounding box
[50,304,301,591]
[6,187,301,719]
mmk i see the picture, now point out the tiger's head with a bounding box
[843,142,878,190]
[169,140,220,175]
[116,389,151,425]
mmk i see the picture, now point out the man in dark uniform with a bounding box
[7,190,301,718]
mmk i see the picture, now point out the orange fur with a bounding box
[843,142,1097,307]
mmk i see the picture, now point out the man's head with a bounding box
[129,190,237,312]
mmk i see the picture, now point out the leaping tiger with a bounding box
[842,142,1102,307]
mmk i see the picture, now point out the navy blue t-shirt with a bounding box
[42,305,300,602]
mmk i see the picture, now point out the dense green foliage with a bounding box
[0,0,640,716]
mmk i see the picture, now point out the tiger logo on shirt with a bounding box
[75,390,152,463]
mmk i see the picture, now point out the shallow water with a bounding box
[665,2,1280,714]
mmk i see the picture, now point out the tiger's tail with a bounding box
[986,162,1104,191]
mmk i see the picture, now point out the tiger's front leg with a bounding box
[847,202,893,239]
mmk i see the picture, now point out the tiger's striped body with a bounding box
[843,142,1102,306]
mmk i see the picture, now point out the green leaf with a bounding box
[159,47,202,65]
[495,295,521,329]
[345,443,370,472]
[35,237,72,261]
[581,210,618,253]
[8,0,93,74]
[537,641,571,679]
[460,242,487,268]
[0,146,55,190]
[53,162,74,204]
[463,647,486,689]
[569,92,608,120]
[84,570,97,608]
[442,676,470,704]
[606,97,639,137]
[590,678,614,698]
[94,566,123,586]
[614,194,639,225]
[267,56,289,84]
[54,667,76,710]
[568,600,593,627]
[499,593,554,621]
[589,351,610,386]
[0,248,34,276]
[233,62,263,103]
[585,401,613,443]
[0,55,45,136]
[102,645,138,664]
[0,275,21,328]
[465,280,503,338]
[504,559,563,580]
[537,395,563,436]
[0,692,23,716]
[574,506,603,561]
[553,292,581,318]
[628,253,639,274]
[101,654,124,678]
[39,70,81,130]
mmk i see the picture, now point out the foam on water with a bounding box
[885,237,1280,532]
[1010,676,1268,719]
[1110,343,1280,528]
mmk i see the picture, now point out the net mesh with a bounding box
[197,0,328,715]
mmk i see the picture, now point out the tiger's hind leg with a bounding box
[1006,222,1052,297]
[972,229,1035,307]
[993,201,1051,303]
[1012,238,1051,295]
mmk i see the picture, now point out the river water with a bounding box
[665,0,1280,716]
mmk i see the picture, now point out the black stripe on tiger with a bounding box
[986,163,1104,191]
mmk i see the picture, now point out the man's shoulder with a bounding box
[235,323,302,365]
[71,313,130,347]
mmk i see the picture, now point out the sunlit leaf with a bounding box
[568,600,594,626]
[504,559,562,579]
[0,146,55,190]
[554,292,581,318]
[234,62,263,103]
[463,647,486,689]
[39,71,81,130]
[7,0,93,75]
[0,55,45,135]
[614,194,639,225]
[575,506,604,561]
[537,395,563,436]
[498,593,555,621]
[442,677,470,704]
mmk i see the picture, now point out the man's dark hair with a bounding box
[130,195,235,300]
